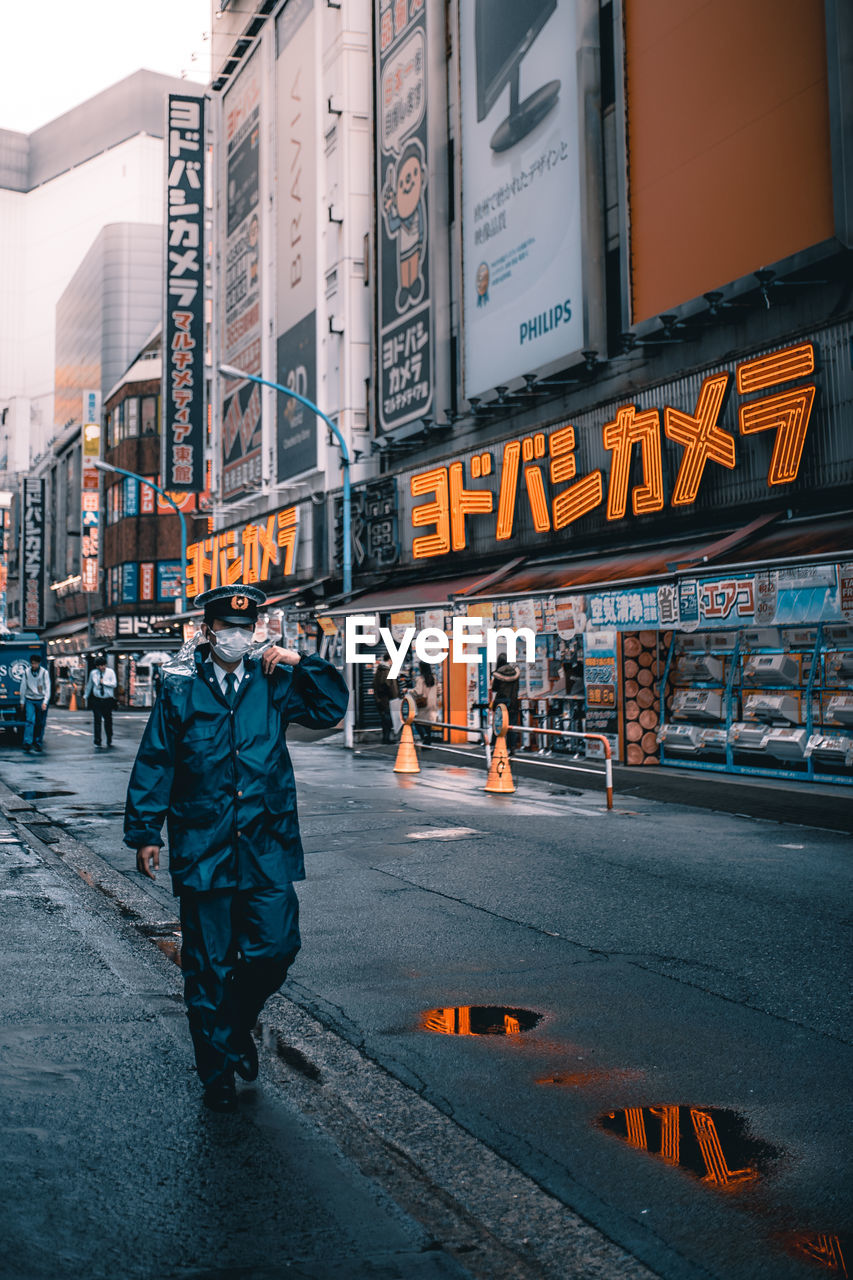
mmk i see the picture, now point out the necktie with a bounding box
[224,672,237,705]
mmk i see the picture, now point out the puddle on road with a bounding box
[142,929,182,968]
[406,827,482,841]
[597,1104,782,1189]
[781,1232,850,1277]
[419,1006,542,1036]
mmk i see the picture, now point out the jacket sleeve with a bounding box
[282,652,349,730]
[123,685,179,849]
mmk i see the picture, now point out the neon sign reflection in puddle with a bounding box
[783,1232,849,1277]
[597,1105,782,1188]
[419,1006,542,1036]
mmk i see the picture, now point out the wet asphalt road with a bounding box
[0,709,850,1280]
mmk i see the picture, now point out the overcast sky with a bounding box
[0,0,210,133]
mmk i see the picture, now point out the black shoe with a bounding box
[234,1033,258,1082]
[23,746,31,754]
[203,1072,237,1113]
[33,744,43,753]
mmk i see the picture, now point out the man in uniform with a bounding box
[124,584,349,1112]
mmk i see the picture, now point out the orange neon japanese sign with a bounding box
[186,506,299,598]
[409,342,817,560]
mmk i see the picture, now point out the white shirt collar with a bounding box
[212,658,245,693]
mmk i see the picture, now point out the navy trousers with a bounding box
[178,885,301,1086]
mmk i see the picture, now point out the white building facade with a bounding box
[207,0,373,588]
[0,70,192,473]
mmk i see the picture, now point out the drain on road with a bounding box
[19,790,75,800]
[420,1006,542,1036]
[596,1104,782,1188]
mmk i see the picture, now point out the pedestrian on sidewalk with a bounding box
[84,656,117,749]
[490,653,521,756]
[372,653,398,743]
[412,660,438,745]
[19,652,50,754]
[124,583,349,1114]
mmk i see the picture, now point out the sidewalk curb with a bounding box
[0,775,665,1280]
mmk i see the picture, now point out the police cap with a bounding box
[194,583,266,626]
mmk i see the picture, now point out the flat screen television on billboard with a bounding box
[475,0,560,152]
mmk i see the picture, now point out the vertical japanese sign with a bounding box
[81,421,101,594]
[222,53,264,499]
[459,0,584,397]
[276,0,318,480]
[375,0,433,433]
[22,478,45,630]
[164,93,206,492]
[583,629,619,756]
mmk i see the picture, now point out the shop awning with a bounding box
[265,577,332,607]
[41,618,90,640]
[323,560,525,615]
[464,513,853,600]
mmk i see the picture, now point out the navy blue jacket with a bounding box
[124,651,349,894]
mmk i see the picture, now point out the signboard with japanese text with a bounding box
[22,478,45,630]
[583,629,619,755]
[82,390,101,429]
[399,340,832,564]
[121,563,138,604]
[458,0,585,397]
[81,421,101,594]
[222,52,263,499]
[157,562,182,602]
[164,93,206,492]
[333,476,401,574]
[186,506,301,599]
[276,0,318,480]
[375,0,434,433]
[572,564,847,634]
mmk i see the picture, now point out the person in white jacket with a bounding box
[84,656,118,749]
[19,652,50,753]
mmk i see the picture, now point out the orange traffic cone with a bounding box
[394,693,421,774]
[485,702,515,794]
[68,689,78,712]
[484,733,515,793]
[393,722,420,773]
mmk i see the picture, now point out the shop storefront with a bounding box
[92,613,183,707]
[325,327,853,783]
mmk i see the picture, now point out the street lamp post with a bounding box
[93,460,188,614]
[218,365,352,597]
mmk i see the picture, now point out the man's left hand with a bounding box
[262,646,300,674]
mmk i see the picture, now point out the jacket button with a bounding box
[236,830,242,838]
[237,790,243,798]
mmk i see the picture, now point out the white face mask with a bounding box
[208,626,254,663]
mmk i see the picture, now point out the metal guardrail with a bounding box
[402,694,614,810]
[412,717,492,765]
[504,722,614,810]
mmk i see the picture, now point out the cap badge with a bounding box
[231,595,249,611]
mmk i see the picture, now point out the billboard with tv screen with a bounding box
[459,0,585,398]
